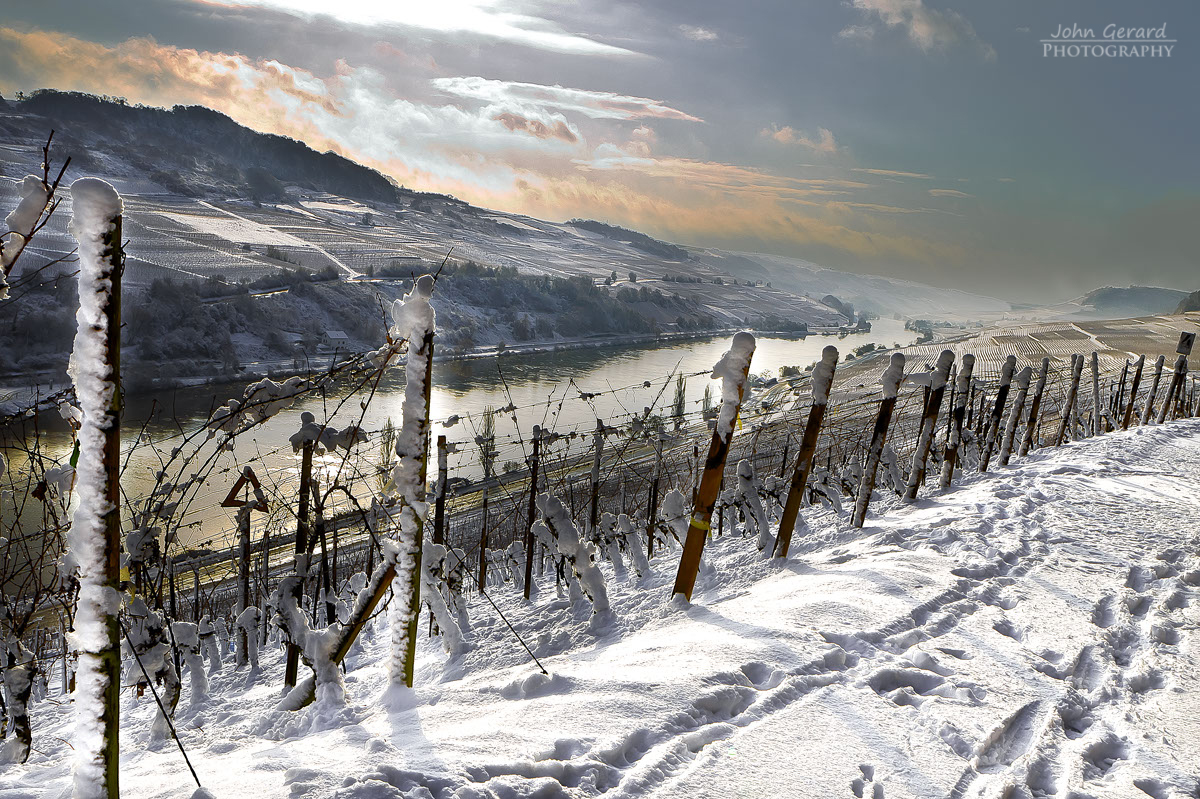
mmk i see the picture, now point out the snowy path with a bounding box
[6,422,1200,799]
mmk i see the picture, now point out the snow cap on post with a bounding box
[956,353,975,394]
[389,274,436,345]
[932,350,955,390]
[712,331,756,437]
[881,352,906,399]
[69,179,122,245]
[1000,354,1016,385]
[1014,365,1032,390]
[811,345,838,404]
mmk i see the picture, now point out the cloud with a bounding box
[928,188,973,198]
[433,76,703,122]
[190,0,636,56]
[761,125,838,154]
[493,112,578,142]
[852,167,933,179]
[842,0,995,60]
[0,25,963,275]
[679,24,718,42]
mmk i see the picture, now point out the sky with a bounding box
[0,0,1196,302]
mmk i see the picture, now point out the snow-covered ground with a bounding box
[7,421,1200,799]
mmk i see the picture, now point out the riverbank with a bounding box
[1,322,875,411]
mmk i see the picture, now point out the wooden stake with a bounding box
[1121,355,1145,429]
[1157,355,1187,425]
[1089,352,1102,436]
[904,350,954,501]
[979,355,1016,472]
[852,353,905,528]
[1018,358,1050,457]
[1141,355,1166,425]
[673,332,756,601]
[589,419,604,535]
[646,434,664,560]
[1055,354,1085,445]
[283,437,313,690]
[433,435,447,546]
[236,507,251,668]
[522,430,542,600]
[775,346,837,558]
[940,354,975,488]
[999,366,1032,466]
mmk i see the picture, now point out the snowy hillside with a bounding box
[7,420,1199,798]
[0,92,1008,335]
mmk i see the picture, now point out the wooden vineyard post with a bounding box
[904,350,954,502]
[478,491,489,592]
[774,345,837,558]
[284,435,314,690]
[1157,354,1188,425]
[522,429,542,600]
[1122,355,1146,429]
[998,366,1032,466]
[589,419,605,535]
[67,179,124,799]
[1055,354,1085,445]
[221,466,267,668]
[979,355,1016,472]
[1089,352,1102,435]
[1113,360,1129,424]
[673,332,756,601]
[396,323,435,688]
[1141,355,1166,425]
[433,435,448,545]
[1019,358,1050,456]
[852,353,905,528]
[646,433,665,560]
[940,354,975,488]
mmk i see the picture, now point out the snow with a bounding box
[6,419,1200,798]
[1,174,50,288]
[811,344,838,404]
[385,274,437,687]
[711,331,756,438]
[880,352,906,399]
[64,177,123,799]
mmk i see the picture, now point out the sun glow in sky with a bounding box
[0,0,1195,300]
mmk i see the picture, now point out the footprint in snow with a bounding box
[850,764,884,798]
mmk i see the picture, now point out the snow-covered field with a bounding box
[6,421,1200,799]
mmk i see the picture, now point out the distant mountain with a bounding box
[1175,290,1200,313]
[1079,285,1188,316]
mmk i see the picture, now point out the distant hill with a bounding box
[5,90,400,203]
[568,219,689,261]
[1175,290,1200,313]
[1079,285,1188,316]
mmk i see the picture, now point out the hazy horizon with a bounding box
[1,0,1196,304]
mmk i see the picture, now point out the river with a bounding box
[8,319,915,549]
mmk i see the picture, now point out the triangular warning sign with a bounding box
[221,466,267,511]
